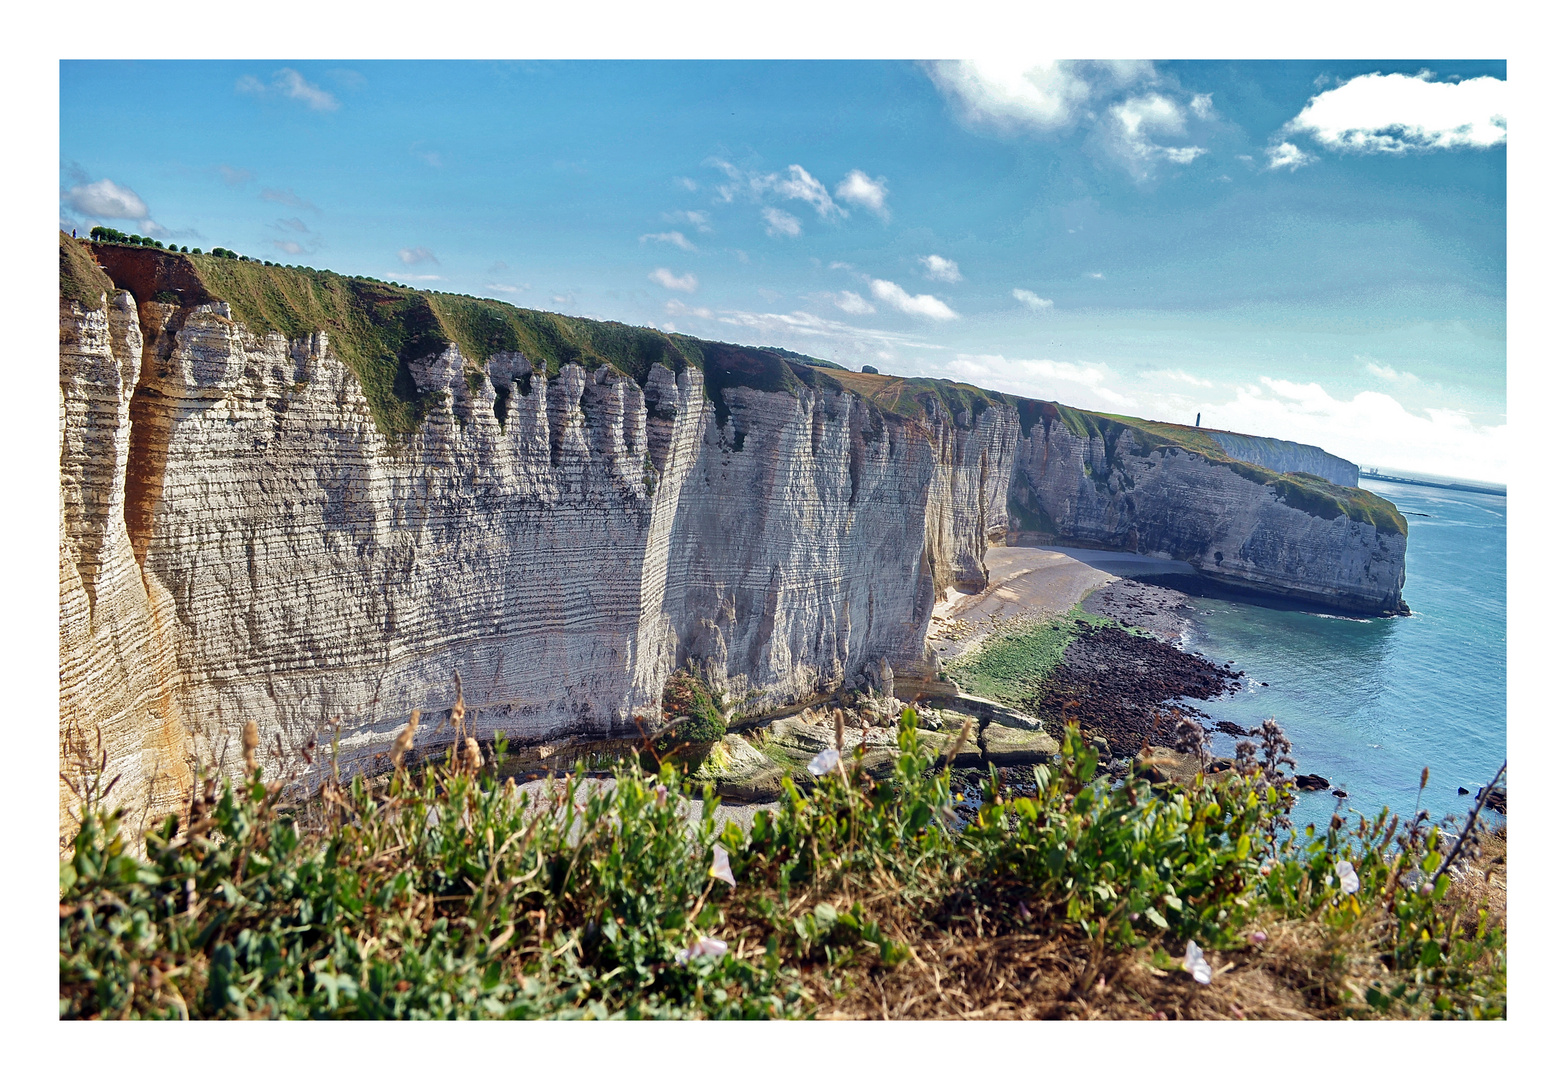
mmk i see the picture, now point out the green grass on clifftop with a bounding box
[57,233,1407,535]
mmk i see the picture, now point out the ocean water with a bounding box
[1184,478,1506,830]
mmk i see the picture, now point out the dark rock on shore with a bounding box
[1031,623,1242,756]
[1294,773,1331,791]
[1082,578,1195,642]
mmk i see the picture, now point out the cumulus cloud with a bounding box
[1266,141,1314,171]
[870,279,959,321]
[398,247,438,265]
[664,299,714,318]
[762,207,802,238]
[1109,94,1206,177]
[665,209,713,233]
[1012,288,1053,311]
[920,254,963,283]
[1204,377,1505,483]
[1150,368,1212,387]
[833,291,875,315]
[714,159,843,219]
[928,62,1213,181]
[774,164,840,217]
[649,267,698,292]
[237,67,339,111]
[836,170,890,218]
[925,60,1149,132]
[1365,361,1420,385]
[944,352,1134,410]
[641,230,696,251]
[1281,71,1506,154]
[63,178,147,220]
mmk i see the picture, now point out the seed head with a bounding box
[242,720,260,775]
[463,737,483,773]
[391,709,420,769]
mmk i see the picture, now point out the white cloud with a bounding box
[641,230,696,251]
[919,254,963,283]
[775,164,840,218]
[1281,71,1506,154]
[399,246,438,265]
[237,67,339,111]
[870,279,959,321]
[762,207,802,238]
[1085,271,1105,280]
[1266,141,1314,171]
[833,291,875,315]
[1365,361,1420,385]
[1109,93,1206,177]
[218,165,253,187]
[1150,368,1213,387]
[665,209,712,233]
[926,60,1116,132]
[664,299,714,318]
[649,267,698,292]
[273,240,305,255]
[675,176,699,191]
[1203,377,1505,483]
[836,170,890,218]
[63,178,147,220]
[1190,93,1216,120]
[486,283,523,294]
[944,352,1134,410]
[1012,288,1053,311]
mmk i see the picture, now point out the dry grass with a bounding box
[748,825,1507,1021]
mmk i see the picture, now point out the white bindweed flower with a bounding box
[675,935,728,965]
[1335,859,1360,895]
[710,844,735,886]
[807,747,841,776]
[1183,940,1212,985]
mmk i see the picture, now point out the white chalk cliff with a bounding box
[58,240,1405,834]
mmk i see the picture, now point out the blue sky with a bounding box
[59,59,1507,481]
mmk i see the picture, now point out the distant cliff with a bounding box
[58,235,1404,833]
[1206,431,1360,488]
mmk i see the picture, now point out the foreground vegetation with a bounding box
[60,698,1504,1020]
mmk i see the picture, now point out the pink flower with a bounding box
[654,784,668,808]
[675,936,728,965]
[1249,930,1268,945]
[1182,940,1212,985]
[710,845,735,886]
[807,747,841,776]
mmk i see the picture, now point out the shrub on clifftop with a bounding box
[59,702,1504,1020]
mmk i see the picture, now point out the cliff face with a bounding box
[1010,417,1406,614]
[58,243,1015,830]
[1207,431,1360,488]
[59,239,1402,835]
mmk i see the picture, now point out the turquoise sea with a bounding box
[1186,478,1506,830]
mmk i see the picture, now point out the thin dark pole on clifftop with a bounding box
[1195,413,1201,428]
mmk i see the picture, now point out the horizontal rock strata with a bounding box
[58,240,1405,835]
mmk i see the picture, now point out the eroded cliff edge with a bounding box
[58,237,1404,832]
